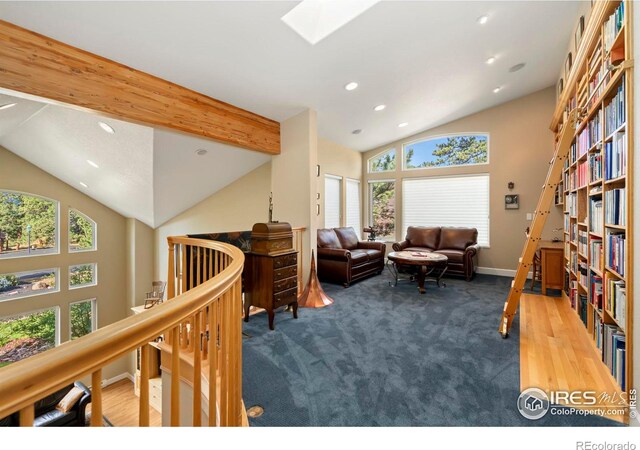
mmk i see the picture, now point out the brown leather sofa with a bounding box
[317,227,386,287]
[393,226,479,281]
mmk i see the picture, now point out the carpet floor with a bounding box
[242,272,620,426]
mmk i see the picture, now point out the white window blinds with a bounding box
[324,175,341,229]
[402,174,490,246]
[345,179,361,237]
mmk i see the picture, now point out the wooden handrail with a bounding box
[0,237,244,426]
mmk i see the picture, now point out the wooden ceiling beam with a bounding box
[0,20,280,155]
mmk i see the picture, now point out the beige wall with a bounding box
[318,138,362,235]
[362,87,562,272]
[0,146,129,379]
[154,162,272,281]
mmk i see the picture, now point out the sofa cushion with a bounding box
[433,249,464,264]
[361,249,383,260]
[438,227,477,251]
[349,249,370,265]
[317,228,342,249]
[407,226,440,249]
[334,227,359,250]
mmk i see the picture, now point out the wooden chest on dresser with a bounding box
[244,250,298,330]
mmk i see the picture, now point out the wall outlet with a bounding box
[526,213,533,220]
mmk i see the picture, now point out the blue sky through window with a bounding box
[404,135,488,169]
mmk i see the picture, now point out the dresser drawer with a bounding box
[274,287,298,307]
[273,276,297,293]
[273,252,297,269]
[274,265,296,281]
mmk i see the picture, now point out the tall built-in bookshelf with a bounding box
[554,1,633,398]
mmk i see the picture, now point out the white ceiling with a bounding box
[0,1,580,151]
[0,92,270,227]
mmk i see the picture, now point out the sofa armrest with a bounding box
[74,381,92,426]
[317,247,351,262]
[464,243,480,256]
[392,240,409,252]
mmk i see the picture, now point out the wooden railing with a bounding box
[0,237,244,427]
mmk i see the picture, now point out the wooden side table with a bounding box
[539,240,564,295]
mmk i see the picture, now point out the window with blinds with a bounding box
[402,174,490,246]
[324,175,341,229]
[345,179,361,236]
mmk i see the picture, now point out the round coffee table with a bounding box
[387,251,448,294]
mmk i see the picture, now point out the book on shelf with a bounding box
[604,75,625,136]
[579,294,588,327]
[569,279,578,309]
[564,269,571,298]
[577,161,588,188]
[589,152,602,182]
[604,188,626,226]
[590,272,603,311]
[578,230,588,256]
[577,127,590,158]
[605,276,626,328]
[604,131,627,179]
[570,141,577,164]
[589,236,603,272]
[606,230,625,277]
[589,197,603,234]
[594,318,603,355]
[604,1,625,53]
[578,259,588,288]
[602,324,626,391]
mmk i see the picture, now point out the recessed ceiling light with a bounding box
[493,86,502,93]
[352,129,362,134]
[195,149,208,156]
[79,182,88,188]
[398,122,408,128]
[477,15,489,25]
[486,56,496,65]
[374,104,386,111]
[0,103,17,111]
[86,160,99,169]
[345,82,359,91]
[98,121,115,134]
[509,63,526,73]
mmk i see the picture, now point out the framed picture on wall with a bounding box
[505,194,519,210]
[557,78,564,98]
[575,16,585,52]
[565,52,573,77]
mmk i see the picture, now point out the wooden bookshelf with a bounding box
[557,0,633,402]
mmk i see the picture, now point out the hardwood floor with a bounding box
[88,379,162,427]
[520,293,627,424]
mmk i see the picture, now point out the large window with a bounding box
[403,174,490,246]
[368,148,396,173]
[69,263,97,289]
[0,268,59,302]
[324,175,341,229]
[0,191,58,259]
[345,179,361,236]
[70,299,96,340]
[403,134,489,170]
[69,209,96,252]
[369,181,395,241]
[0,307,59,367]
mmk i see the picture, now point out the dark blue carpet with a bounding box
[242,273,620,426]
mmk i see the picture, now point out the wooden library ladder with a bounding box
[499,109,579,338]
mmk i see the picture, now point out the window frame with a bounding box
[401,132,490,171]
[68,263,98,290]
[0,267,60,303]
[0,190,60,260]
[367,148,397,174]
[368,179,396,242]
[69,298,97,340]
[68,208,97,253]
[344,178,361,238]
[324,174,343,229]
[401,173,491,247]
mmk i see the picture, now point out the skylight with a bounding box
[281,0,380,45]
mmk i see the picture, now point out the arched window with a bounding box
[367,148,396,173]
[0,191,59,259]
[403,134,489,170]
[68,209,97,252]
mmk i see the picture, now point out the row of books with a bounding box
[588,67,605,109]
[570,250,578,277]
[579,294,588,327]
[589,152,602,183]
[570,222,578,243]
[576,160,588,188]
[578,260,588,288]
[570,141,578,164]
[604,188,626,226]
[566,192,577,216]
[577,230,588,256]
[605,277,626,326]
[589,197,603,235]
[602,323,626,391]
[576,126,591,159]
[604,1,625,52]
[606,231,625,276]
[604,76,625,135]
[589,237,603,272]
[589,273,602,311]
[569,279,578,309]
[604,131,627,179]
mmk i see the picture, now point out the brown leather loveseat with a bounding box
[393,226,480,281]
[317,227,386,287]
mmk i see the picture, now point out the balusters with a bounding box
[193,311,202,426]
[91,370,103,427]
[208,299,218,426]
[139,344,150,427]
[168,242,175,300]
[171,326,180,426]
[19,405,34,427]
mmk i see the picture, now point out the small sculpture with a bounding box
[363,226,377,241]
[268,192,278,223]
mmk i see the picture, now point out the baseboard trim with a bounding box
[477,267,532,279]
[102,372,134,387]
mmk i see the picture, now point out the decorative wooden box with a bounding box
[250,222,293,255]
